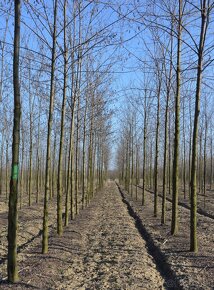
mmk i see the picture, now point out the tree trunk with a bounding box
[149,140,153,190]
[142,94,147,205]
[168,112,172,195]
[28,72,33,207]
[7,0,21,282]
[190,0,208,252]
[161,78,170,224]
[203,116,207,208]
[51,132,57,199]
[82,95,88,209]
[135,143,138,200]
[171,0,182,235]
[42,0,58,254]
[65,136,70,226]
[57,0,68,235]
[19,123,24,209]
[6,139,9,200]
[198,131,202,194]
[131,118,134,197]
[154,82,161,217]
[36,98,41,203]
[0,133,4,196]
[188,100,192,200]
[183,99,186,199]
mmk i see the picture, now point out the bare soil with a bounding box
[178,188,214,218]
[123,184,214,289]
[0,193,57,268]
[0,182,165,289]
[160,184,213,219]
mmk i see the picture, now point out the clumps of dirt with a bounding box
[121,184,214,290]
[0,182,165,289]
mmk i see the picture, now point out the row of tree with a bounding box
[116,0,214,253]
[0,0,119,283]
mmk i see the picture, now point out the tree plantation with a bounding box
[0,0,214,289]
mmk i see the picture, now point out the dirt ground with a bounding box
[178,188,214,218]
[123,184,214,290]
[0,194,57,268]
[145,183,214,219]
[0,182,165,289]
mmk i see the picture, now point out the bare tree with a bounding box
[7,0,21,282]
[190,0,211,253]
[42,0,58,254]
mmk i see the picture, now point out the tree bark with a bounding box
[171,0,182,235]
[190,0,208,252]
[42,0,58,254]
[154,81,161,217]
[142,93,147,205]
[57,0,68,235]
[7,0,21,282]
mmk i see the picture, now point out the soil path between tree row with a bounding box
[0,181,165,289]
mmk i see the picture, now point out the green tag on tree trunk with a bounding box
[11,164,19,180]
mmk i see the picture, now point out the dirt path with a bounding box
[0,182,165,289]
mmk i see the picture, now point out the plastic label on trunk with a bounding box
[11,164,19,180]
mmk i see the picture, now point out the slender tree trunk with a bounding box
[168,112,171,195]
[82,95,88,209]
[149,140,153,190]
[198,131,202,194]
[28,80,33,207]
[203,116,207,208]
[189,100,192,200]
[154,83,161,217]
[7,0,21,282]
[57,0,68,235]
[131,118,134,197]
[183,100,186,199]
[69,96,77,220]
[74,54,82,214]
[162,22,173,223]
[88,96,95,201]
[75,96,80,215]
[36,99,41,203]
[42,0,58,254]
[51,132,57,199]
[142,95,147,205]
[135,143,138,200]
[65,136,70,226]
[171,0,182,235]
[125,139,129,191]
[190,0,208,252]
[20,124,24,209]
[36,147,40,204]
[6,139,9,200]
[69,105,76,218]
[161,82,170,224]
[92,134,97,195]
[26,157,29,196]
[0,134,4,196]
